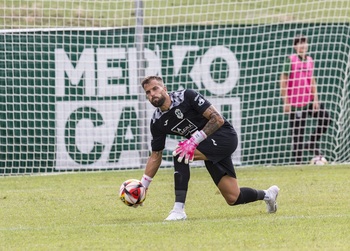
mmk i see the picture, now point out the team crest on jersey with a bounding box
[175,109,183,119]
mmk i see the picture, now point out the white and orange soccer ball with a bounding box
[310,155,328,165]
[119,179,146,207]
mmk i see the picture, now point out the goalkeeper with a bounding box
[280,35,330,164]
[139,76,279,221]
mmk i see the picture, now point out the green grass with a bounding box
[1,165,350,250]
[0,0,349,29]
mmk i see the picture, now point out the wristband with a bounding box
[191,130,207,145]
[141,174,153,188]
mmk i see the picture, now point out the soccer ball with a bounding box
[119,179,146,207]
[310,155,328,165]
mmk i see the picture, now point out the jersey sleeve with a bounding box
[150,121,166,152]
[282,56,291,75]
[185,89,212,114]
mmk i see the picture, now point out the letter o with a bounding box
[200,46,239,95]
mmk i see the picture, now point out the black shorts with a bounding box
[197,125,238,185]
[204,156,237,185]
[197,124,238,163]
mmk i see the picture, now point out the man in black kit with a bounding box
[138,76,279,221]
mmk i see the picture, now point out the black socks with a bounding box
[174,159,190,203]
[232,187,265,205]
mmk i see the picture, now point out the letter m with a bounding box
[55,48,95,97]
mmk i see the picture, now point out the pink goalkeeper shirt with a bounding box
[287,54,314,107]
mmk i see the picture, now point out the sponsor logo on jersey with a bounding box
[171,119,197,136]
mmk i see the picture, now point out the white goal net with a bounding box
[1,0,349,174]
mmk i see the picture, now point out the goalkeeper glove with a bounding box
[172,130,207,164]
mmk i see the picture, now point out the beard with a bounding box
[150,95,166,107]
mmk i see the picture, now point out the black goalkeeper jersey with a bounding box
[150,89,235,152]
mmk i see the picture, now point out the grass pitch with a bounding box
[1,164,350,250]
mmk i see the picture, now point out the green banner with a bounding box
[1,24,349,174]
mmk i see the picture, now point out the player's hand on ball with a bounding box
[132,186,148,208]
[119,179,146,207]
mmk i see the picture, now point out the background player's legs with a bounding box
[307,104,330,154]
[290,111,306,164]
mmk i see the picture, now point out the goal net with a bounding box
[1,0,349,174]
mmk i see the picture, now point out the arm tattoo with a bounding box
[202,106,224,136]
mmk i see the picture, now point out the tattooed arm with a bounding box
[201,105,225,137]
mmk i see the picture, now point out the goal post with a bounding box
[1,1,350,174]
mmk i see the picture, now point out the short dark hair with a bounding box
[141,76,163,88]
[294,35,307,46]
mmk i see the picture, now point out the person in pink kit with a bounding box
[280,35,330,164]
